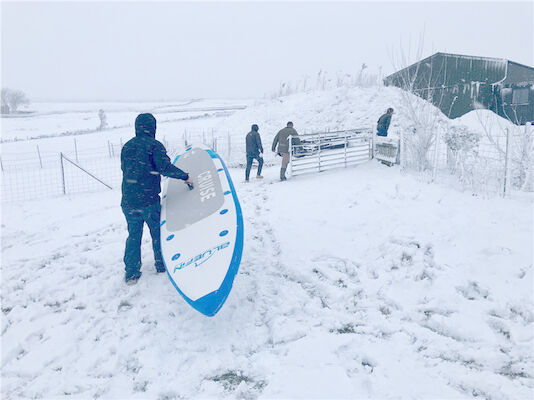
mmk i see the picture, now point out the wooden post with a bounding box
[372,125,375,159]
[60,153,66,195]
[36,145,43,168]
[74,138,79,162]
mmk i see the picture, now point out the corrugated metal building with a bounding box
[384,52,534,125]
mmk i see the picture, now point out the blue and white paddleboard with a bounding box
[160,144,243,317]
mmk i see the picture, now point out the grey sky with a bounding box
[1,1,532,101]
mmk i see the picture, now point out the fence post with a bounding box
[396,137,401,165]
[108,141,112,158]
[0,156,3,172]
[120,137,123,149]
[74,138,79,162]
[36,145,43,168]
[370,130,375,159]
[503,127,510,197]
[60,152,66,195]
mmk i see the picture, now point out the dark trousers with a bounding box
[245,154,264,180]
[377,128,388,137]
[122,201,164,279]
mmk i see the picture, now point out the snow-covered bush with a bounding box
[444,125,480,174]
[1,88,30,114]
[509,123,533,191]
[399,97,447,172]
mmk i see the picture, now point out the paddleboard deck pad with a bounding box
[160,145,243,316]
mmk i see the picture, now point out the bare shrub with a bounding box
[1,88,30,113]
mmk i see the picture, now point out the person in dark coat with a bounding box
[377,108,394,137]
[121,113,192,284]
[245,124,264,181]
[272,121,300,181]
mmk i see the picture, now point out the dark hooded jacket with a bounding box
[121,113,189,209]
[377,113,392,132]
[246,130,263,156]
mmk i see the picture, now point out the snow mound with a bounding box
[452,109,520,134]
[218,86,442,140]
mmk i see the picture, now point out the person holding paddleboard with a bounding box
[121,113,193,285]
[245,124,264,182]
[272,121,300,181]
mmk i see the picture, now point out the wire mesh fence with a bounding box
[2,124,532,203]
[0,130,269,203]
[399,123,534,196]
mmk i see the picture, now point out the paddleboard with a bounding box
[160,144,243,316]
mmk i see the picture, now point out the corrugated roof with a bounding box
[385,52,533,81]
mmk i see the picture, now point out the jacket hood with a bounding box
[135,113,156,138]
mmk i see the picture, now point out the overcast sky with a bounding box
[1,1,532,101]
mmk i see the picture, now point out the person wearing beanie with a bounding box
[245,124,264,181]
[120,113,193,284]
[272,121,300,181]
[377,108,394,137]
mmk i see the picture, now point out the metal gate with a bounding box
[373,137,401,166]
[289,129,372,177]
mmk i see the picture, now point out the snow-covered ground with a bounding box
[2,162,533,399]
[1,89,533,399]
[1,99,249,143]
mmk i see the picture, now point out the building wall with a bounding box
[498,83,534,124]
[385,53,534,124]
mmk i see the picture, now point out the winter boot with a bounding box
[125,271,141,285]
[280,168,287,181]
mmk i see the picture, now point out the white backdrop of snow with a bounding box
[1,88,533,399]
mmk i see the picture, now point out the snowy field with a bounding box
[2,163,533,399]
[1,90,533,399]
